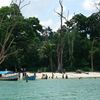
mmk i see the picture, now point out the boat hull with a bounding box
[24,75,36,81]
[27,75,36,80]
[0,77,18,81]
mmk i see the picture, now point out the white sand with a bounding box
[27,72,100,79]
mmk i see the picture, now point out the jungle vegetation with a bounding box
[0,0,100,72]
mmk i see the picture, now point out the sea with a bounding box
[0,78,100,100]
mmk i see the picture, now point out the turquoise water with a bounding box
[0,78,100,100]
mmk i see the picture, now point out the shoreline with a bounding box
[27,72,100,79]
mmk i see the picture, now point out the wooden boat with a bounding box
[0,71,18,81]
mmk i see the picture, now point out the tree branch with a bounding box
[5,39,14,54]
[94,2,100,12]
[20,1,30,9]
[6,50,18,57]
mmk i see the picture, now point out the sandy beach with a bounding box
[27,72,100,79]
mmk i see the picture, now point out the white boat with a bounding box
[0,71,18,81]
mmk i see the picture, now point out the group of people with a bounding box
[41,73,68,79]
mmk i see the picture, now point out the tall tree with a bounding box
[0,4,19,64]
[56,0,65,72]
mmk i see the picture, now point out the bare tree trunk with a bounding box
[90,39,95,72]
[57,44,63,72]
[56,0,64,72]
[70,39,74,67]
[49,56,53,72]
[57,44,61,71]
[90,53,94,72]
[67,31,75,69]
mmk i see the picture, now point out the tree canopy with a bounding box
[0,1,100,72]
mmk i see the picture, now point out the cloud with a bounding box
[82,0,99,11]
[68,14,73,20]
[83,0,95,10]
[0,0,11,8]
[41,19,53,27]
[40,14,73,31]
[40,19,60,31]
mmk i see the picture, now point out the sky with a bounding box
[0,0,99,31]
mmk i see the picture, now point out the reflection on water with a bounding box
[0,78,100,100]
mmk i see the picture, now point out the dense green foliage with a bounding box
[0,3,100,72]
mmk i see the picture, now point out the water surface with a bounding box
[0,78,100,100]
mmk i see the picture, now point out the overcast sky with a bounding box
[0,0,99,31]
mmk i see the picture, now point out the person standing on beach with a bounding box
[25,74,28,82]
[51,73,54,79]
[65,74,68,79]
[62,73,64,79]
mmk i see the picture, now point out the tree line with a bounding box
[0,1,100,72]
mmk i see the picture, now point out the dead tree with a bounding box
[0,22,16,64]
[11,0,30,10]
[0,0,30,65]
[90,39,95,72]
[55,0,65,72]
[89,1,100,71]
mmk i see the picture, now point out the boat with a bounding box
[0,71,18,81]
[27,75,36,80]
[0,77,18,81]
[23,74,36,81]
